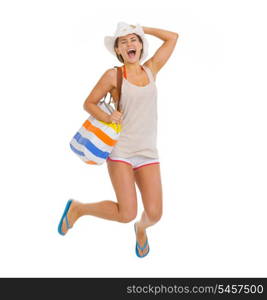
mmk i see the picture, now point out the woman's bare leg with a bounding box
[60,160,138,234]
[134,164,163,256]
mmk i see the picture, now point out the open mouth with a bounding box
[127,49,136,58]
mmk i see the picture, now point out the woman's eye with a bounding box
[122,39,136,43]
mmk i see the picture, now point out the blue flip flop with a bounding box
[58,199,73,236]
[134,223,150,258]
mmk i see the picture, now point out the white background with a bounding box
[0,0,266,277]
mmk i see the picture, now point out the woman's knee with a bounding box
[146,206,162,224]
[119,209,137,223]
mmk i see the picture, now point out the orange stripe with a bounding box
[122,65,127,79]
[82,120,118,146]
[85,160,98,165]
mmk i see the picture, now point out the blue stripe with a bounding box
[73,132,109,159]
[70,143,85,156]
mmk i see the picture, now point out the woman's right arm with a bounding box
[83,68,122,124]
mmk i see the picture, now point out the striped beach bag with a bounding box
[69,66,122,165]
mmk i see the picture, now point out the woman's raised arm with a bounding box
[141,26,179,75]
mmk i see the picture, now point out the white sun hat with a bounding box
[104,22,149,62]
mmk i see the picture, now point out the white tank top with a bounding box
[110,65,159,159]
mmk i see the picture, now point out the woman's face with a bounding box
[115,33,143,63]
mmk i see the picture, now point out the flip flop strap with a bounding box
[134,223,148,251]
[65,215,71,229]
[136,239,148,251]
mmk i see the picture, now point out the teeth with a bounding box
[127,49,136,53]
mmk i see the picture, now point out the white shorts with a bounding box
[107,155,160,171]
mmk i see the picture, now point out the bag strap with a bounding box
[113,65,123,112]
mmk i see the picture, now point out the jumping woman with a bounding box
[58,22,179,258]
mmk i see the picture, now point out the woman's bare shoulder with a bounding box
[143,61,157,81]
[104,67,118,89]
[103,67,120,102]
